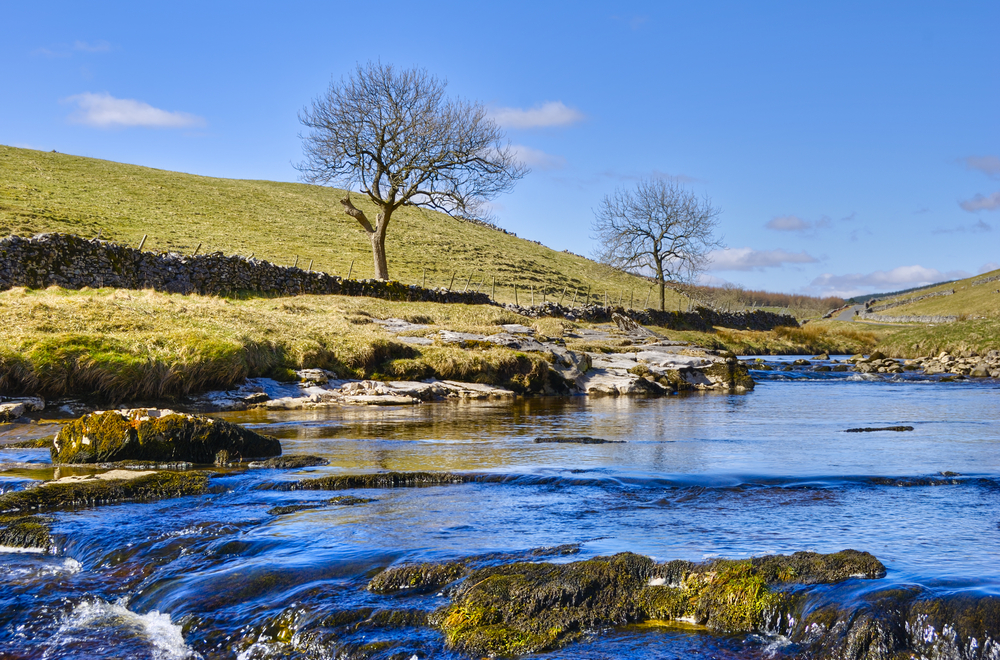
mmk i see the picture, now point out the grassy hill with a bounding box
[870,269,1000,320]
[0,145,686,309]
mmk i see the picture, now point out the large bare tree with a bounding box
[592,178,723,310]
[297,62,528,281]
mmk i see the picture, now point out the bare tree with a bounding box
[297,62,528,281]
[592,178,723,310]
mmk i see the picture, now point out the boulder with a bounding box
[0,397,45,423]
[51,409,281,464]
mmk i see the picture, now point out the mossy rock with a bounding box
[52,409,281,464]
[437,550,886,656]
[0,513,52,550]
[273,471,476,491]
[0,471,212,513]
[249,454,328,469]
[368,560,469,594]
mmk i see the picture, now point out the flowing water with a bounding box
[2,361,999,659]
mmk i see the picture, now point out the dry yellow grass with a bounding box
[0,287,559,402]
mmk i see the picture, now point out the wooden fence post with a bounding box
[570,288,578,308]
[463,273,473,292]
[448,272,456,290]
[307,259,313,272]
[531,284,534,306]
[137,235,147,251]
[293,255,299,268]
[192,243,201,256]
[644,286,652,309]
[491,276,496,300]
[514,283,518,305]
[347,260,354,279]
[422,268,426,288]
[558,286,567,305]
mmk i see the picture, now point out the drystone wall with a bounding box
[506,301,799,331]
[0,233,492,304]
[973,273,1000,287]
[858,312,957,324]
[865,289,954,313]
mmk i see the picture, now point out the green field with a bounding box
[870,269,1000,320]
[0,145,686,310]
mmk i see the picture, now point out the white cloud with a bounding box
[707,247,818,272]
[979,262,1000,274]
[964,155,1000,180]
[808,265,970,298]
[960,192,1000,212]
[63,92,205,129]
[511,144,565,170]
[490,101,584,129]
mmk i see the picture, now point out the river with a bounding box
[1,360,998,659]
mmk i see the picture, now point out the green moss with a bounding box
[52,410,281,464]
[0,436,55,449]
[368,560,469,594]
[0,471,211,513]
[0,513,52,549]
[436,550,887,656]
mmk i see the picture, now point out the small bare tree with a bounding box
[298,62,528,280]
[592,178,723,310]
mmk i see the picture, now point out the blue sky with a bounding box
[2,1,997,297]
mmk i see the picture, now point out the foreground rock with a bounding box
[52,409,281,464]
[0,471,212,513]
[434,550,885,656]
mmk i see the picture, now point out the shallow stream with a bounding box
[1,361,999,658]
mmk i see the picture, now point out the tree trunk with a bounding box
[371,208,391,280]
[659,278,666,311]
[371,229,389,280]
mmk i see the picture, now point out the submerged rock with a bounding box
[0,513,52,551]
[52,408,281,464]
[270,471,480,491]
[533,436,623,444]
[368,560,469,594]
[845,426,914,433]
[0,471,212,513]
[248,455,329,469]
[435,550,885,656]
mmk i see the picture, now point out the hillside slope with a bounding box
[869,269,1000,319]
[0,145,684,309]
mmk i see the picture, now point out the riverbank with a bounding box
[0,287,887,408]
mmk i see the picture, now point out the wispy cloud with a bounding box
[764,215,832,237]
[511,145,565,170]
[964,155,1000,180]
[594,169,696,184]
[63,92,206,129]
[34,40,112,58]
[960,192,1000,212]
[707,247,818,272]
[73,40,112,53]
[808,265,970,298]
[490,101,585,129]
[980,262,1000,275]
[932,219,992,234]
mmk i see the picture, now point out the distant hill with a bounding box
[861,270,1000,319]
[0,145,682,308]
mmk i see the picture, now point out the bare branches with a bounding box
[297,62,527,280]
[592,178,723,310]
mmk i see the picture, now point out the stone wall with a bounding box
[865,289,954,313]
[973,273,1000,287]
[0,233,492,305]
[858,312,957,324]
[506,301,799,331]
